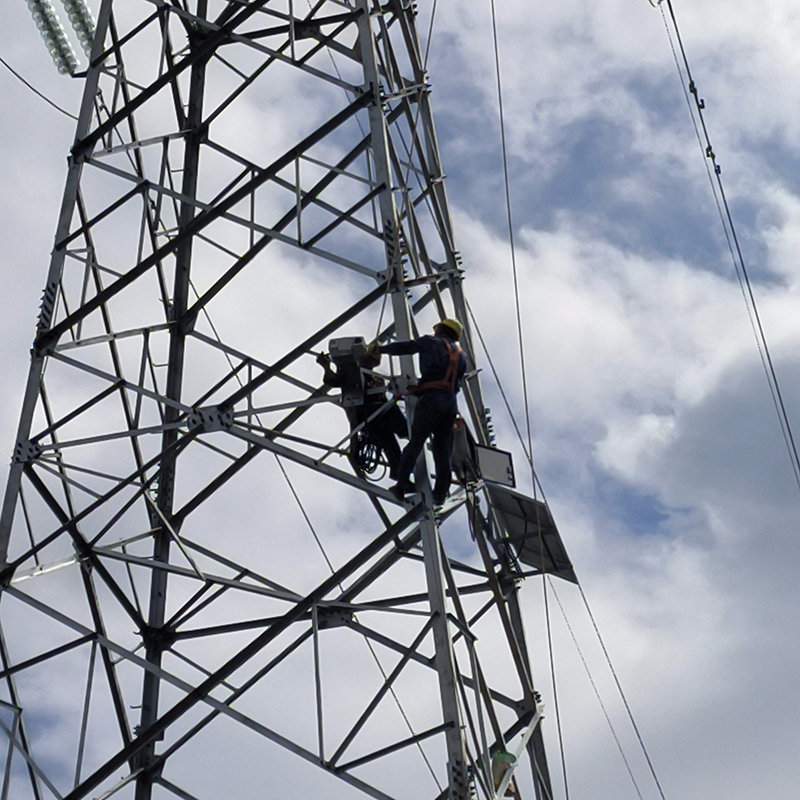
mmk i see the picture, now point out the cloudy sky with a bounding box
[2,1,800,799]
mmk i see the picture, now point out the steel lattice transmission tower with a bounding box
[0,2,576,799]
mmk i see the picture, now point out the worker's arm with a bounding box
[378,337,428,357]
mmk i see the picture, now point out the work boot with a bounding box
[389,480,414,502]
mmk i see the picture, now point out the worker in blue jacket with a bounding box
[375,318,467,505]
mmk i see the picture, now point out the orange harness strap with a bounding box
[412,339,462,394]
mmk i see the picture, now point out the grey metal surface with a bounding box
[486,485,578,585]
[0,2,563,799]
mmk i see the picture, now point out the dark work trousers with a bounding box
[395,390,457,499]
[364,404,408,478]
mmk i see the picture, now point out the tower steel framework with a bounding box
[0,2,576,799]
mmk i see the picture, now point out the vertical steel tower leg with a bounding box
[354,3,468,794]
[134,6,209,796]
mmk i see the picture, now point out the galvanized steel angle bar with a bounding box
[335,721,451,774]
[0,712,59,800]
[242,8,363,53]
[71,0,275,163]
[27,419,184,456]
[54,323,171,354]
[320,600,430,618]
[73,570,137,751]
[55,181,147,253]
[211,50,251,81]
[62,248,123,285]
[33,460,112,502]
[302,182,385,249]
[79,158,206,218]
[193,229,247,263]
[87,131,188,161]
[337,524,423,605]
[223,425,405,505]
[0,634,95,681]
[440,552,506,749]
[185,434,242,465]
[301,152,380,188]
[142,494,205,581]
[343,589,430,609]
[103,16,154,172]
[3,432,195,579]
[61,507,423,800]
[30,381,120,443]
[171,446,260,525]
[232,395,335,418]
[155,6,189,130]
[22,466,148,633]
[468,500,537,709]
[35,383,80,520]
[329,613,436,767]
[389,109,453,256]
[0,701,20,800]
[220,278,387,409]
[173,534,302,598]
[88,550,291,603]
[373,13,413,98]
[165,571,259,632]
[118,542,146,623]
[182,185,385,305]
[233,5,363,64]
[170,612,304,641]
[48,350,194,417]
[155,1,363,95]
[11,555,80,586]
[188,330,320,396]
[153,775,202,800]
[91,479,159,546]
[0,629,45,800]
[17,487,38,568]
[187,360,252,414]
[152,626,312,766]
[166,646,242,696]
[39,91,373,356]
[213,208,383,279]
[344,618,519,711]
[226,422,406,503]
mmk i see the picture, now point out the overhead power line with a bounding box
[658,0,800,496]
[0,55,77,119]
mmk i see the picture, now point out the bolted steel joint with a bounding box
[14,440,42,464]
[188,406,233,433]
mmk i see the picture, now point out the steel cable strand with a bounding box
[549,578,645,800]
[579,584,668,800]
[487,6,570,796]
[542,565,570,800]
[661,0,800,494]
[275,457,444,791]
[488,0,534,482]
[0,54,78,119]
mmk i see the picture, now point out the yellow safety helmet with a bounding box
[436,317,463,340]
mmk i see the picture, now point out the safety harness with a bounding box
[412,338,462,394]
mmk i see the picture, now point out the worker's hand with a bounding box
[367,341,381,359]
[316,352,330,366]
